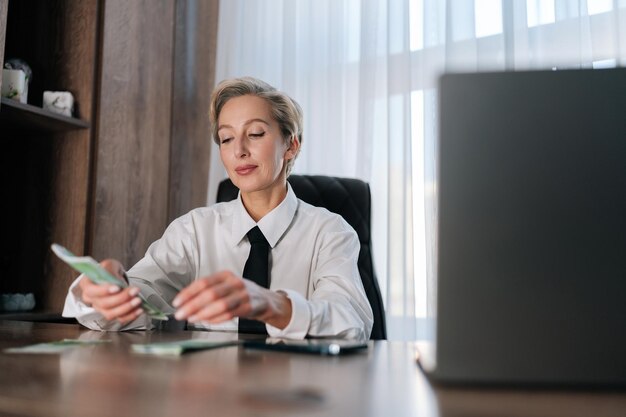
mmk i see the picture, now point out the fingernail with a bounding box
[109,286,121,294]
[129,287,140,296]
[188,315,198,323]
[172,297,181,308]
[174,310,186,320]
[130,298,141,307]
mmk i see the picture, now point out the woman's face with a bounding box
[217,95,296,195]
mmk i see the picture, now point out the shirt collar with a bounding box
[232,183,299,249]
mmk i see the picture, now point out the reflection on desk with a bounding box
[0,320,624,417]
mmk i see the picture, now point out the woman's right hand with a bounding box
[77,259,144,324]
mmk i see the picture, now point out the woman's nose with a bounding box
[234,137,249,158]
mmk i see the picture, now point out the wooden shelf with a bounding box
[0,0,216,312]
[0,97,90,134]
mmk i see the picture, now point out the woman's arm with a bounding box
[62,213,198,331]
[172,271,293,329]
[271,225,374,340]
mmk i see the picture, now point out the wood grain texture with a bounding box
[0,98,90,133]
[0,0,7,97]
[2,0,97,109]
[0,0,99,312]
[92,0,175,266]
[46,132,92,310]
[2,321,626,417]
[0,0,218,311]
[0,136,52,304]
[167,0,219,222]
[44,0,100,311]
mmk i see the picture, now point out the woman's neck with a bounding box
[240,181,288,222]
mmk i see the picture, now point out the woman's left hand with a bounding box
[172,270,292,329]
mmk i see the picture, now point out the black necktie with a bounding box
[238,226,270,334]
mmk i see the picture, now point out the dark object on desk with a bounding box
[218,175,387,340]
[154,315,187,332]
[0,312,77,324]
[243,339,368,356]
[418,68,626,386]
[0,292,35,312]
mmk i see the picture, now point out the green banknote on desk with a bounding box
[5,339,111,354]
[131,339,240,356]
[51,243,168,321]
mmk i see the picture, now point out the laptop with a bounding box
[417,68,626,386]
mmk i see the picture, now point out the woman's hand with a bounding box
[172,271,293,329]
[77,259,144,325]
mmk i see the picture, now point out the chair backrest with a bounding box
[217,175,387,340]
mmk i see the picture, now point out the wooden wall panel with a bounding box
[0,0,7,95]
[0,0,99,311]
[168,0,219,222]
[92,0,175,268]
[44,0,99,311]
[1,0,218,313]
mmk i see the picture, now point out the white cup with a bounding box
[1,69,28,103]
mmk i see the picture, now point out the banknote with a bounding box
[131,339,239,356]
[51,243,169,321]
[4,339,111,354]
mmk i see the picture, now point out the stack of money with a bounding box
[51,244,168,321]
[131,339,239,356]
[5,339,110,354]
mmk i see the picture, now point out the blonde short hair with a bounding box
[209,77,303,176]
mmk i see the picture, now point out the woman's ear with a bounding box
[284,136,300,160]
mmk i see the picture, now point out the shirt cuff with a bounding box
[62,274,96,317]
[62,274,152,331]
[266,289,310,340]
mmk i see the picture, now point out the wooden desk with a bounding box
[0,320,624,417]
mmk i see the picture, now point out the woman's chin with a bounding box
[231,177,264,193]
[231,175,285,195]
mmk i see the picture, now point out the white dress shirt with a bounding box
[63,185,374,340]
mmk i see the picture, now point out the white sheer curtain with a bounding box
[209,0,626,340]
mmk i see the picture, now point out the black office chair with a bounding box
[217,175,387,340]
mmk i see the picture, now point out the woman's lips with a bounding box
[235,165,257,175]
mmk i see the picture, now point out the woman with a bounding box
[63,77,373,340]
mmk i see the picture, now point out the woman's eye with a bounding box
[220,137,232,144]
[249,132,265,138]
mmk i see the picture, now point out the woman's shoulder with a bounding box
[188,200,238,217]
[295,198,355,234]
[168,200,238,230]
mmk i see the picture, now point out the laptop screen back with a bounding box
[433,68,626,385]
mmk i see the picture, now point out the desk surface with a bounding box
[0,320,624,417]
